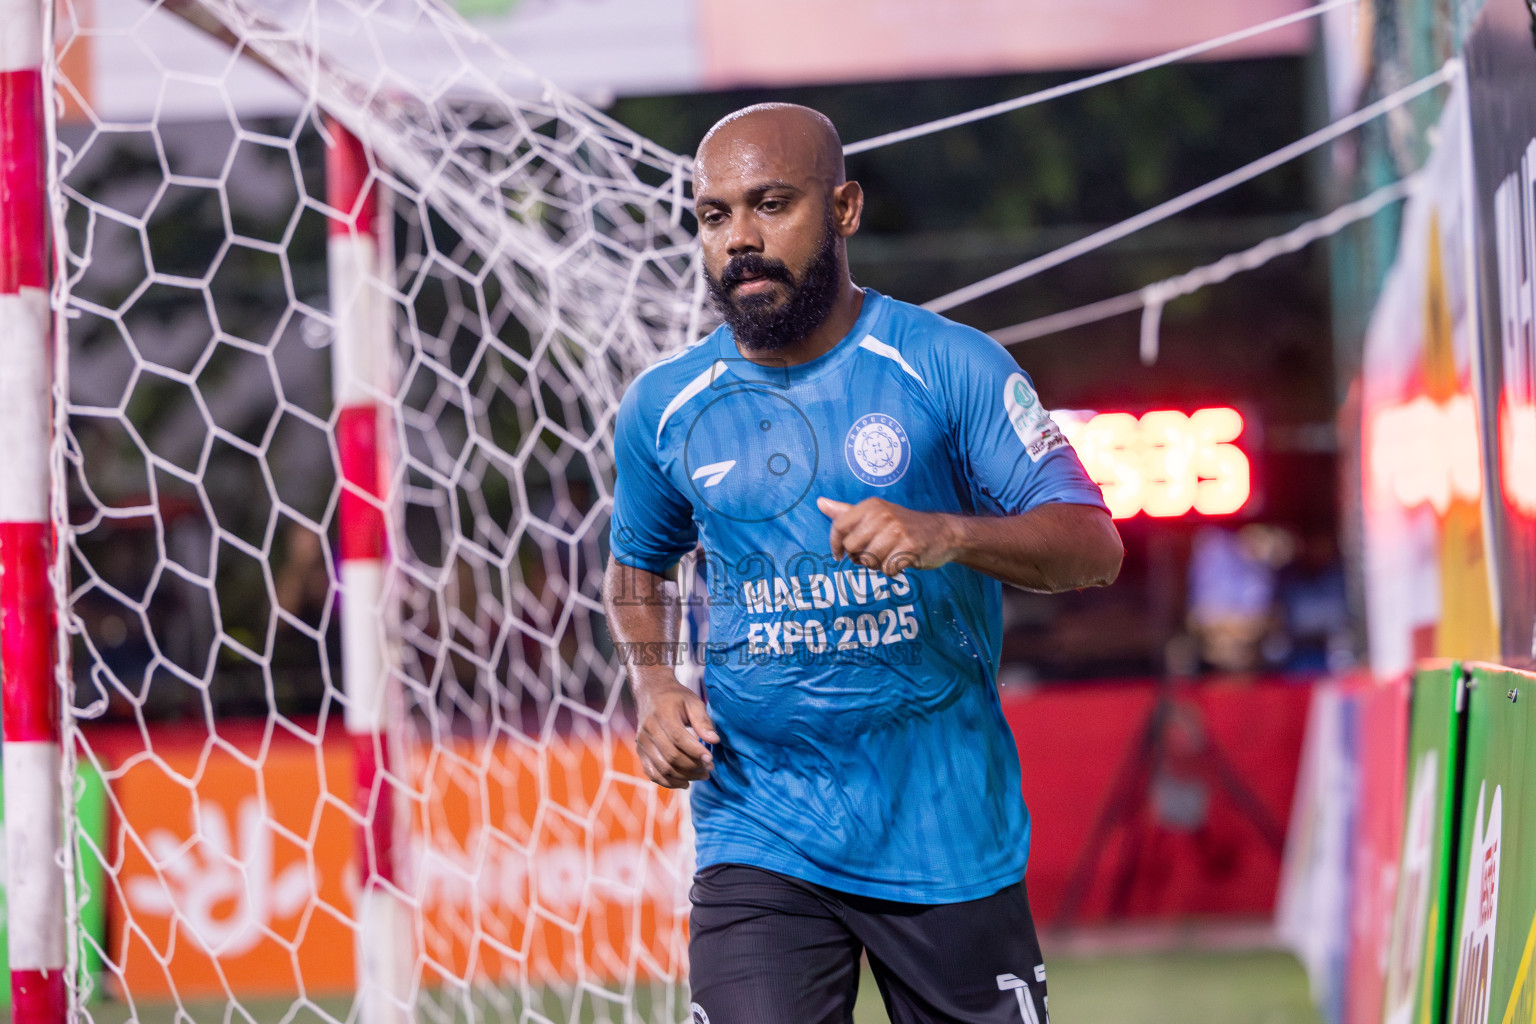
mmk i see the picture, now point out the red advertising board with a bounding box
[1343,676,1410,1024]
[1006,677,1312,924]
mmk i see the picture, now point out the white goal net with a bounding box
[48,0,703,1020]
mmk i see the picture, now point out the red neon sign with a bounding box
[1504,400,1536,517]
[1056,407,1252,520]
[1368,395,1482,515]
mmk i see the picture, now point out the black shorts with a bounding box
[687,864,1050,1024]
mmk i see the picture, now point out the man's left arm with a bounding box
[820,330,1122,591]
[818,496,1121,593]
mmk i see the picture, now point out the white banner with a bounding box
[66,0,1313,123]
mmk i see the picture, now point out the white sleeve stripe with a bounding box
[858,335,928,389]
[657,360,729,444]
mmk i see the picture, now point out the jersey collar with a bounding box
[716,290,886,388]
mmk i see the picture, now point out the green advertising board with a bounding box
[0,757,109,1007]
[1383,664,1464,1024]
[1446,666,1536,1024]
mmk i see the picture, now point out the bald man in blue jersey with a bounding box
[603,104,1123,1024]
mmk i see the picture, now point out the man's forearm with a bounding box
[937,503,1122,593]
[602,556,685,696]
[603,555,718,786]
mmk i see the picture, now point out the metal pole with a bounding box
[0,0,66,1020]
[326,119,411,1024]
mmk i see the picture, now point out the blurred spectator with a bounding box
[1186,525,1287,672]
[273,521,331,630]
[1272,529,1352,673]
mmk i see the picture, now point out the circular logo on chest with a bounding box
[844,413,910,486]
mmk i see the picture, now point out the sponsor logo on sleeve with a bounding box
[1004,372,1067,462]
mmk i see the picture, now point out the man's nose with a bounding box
[726,214,763,257]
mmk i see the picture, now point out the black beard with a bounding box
[705,219,842,353]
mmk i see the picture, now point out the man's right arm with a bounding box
[603,555,718,789]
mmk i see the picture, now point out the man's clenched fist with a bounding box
[636,679,719,789]
[818,496,956,578]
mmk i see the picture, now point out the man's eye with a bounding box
[759,200,786,213]
[700,210,726,226]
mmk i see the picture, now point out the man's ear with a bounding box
[832,180,864,238]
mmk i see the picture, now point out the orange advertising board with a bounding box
[93,722,687,1001]
[409,725,690,990]
[100,727,357,1000]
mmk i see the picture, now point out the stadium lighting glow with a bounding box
[1503,400,1536,516]
[1056,407,1251,519]
[1369,394,1482,515]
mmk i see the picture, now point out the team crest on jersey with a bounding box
[1003,372,1068,462]
[690,1003,710,1024]
[845,413,910,486]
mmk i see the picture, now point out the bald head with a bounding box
[694,103,846,196]
[691,103,864,359]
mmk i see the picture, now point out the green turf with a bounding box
[78,949,1321,1024]
[852,949,1322,1024]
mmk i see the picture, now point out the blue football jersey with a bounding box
[610,290,1107,903]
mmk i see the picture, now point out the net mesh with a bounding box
[49,0,703,1019]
